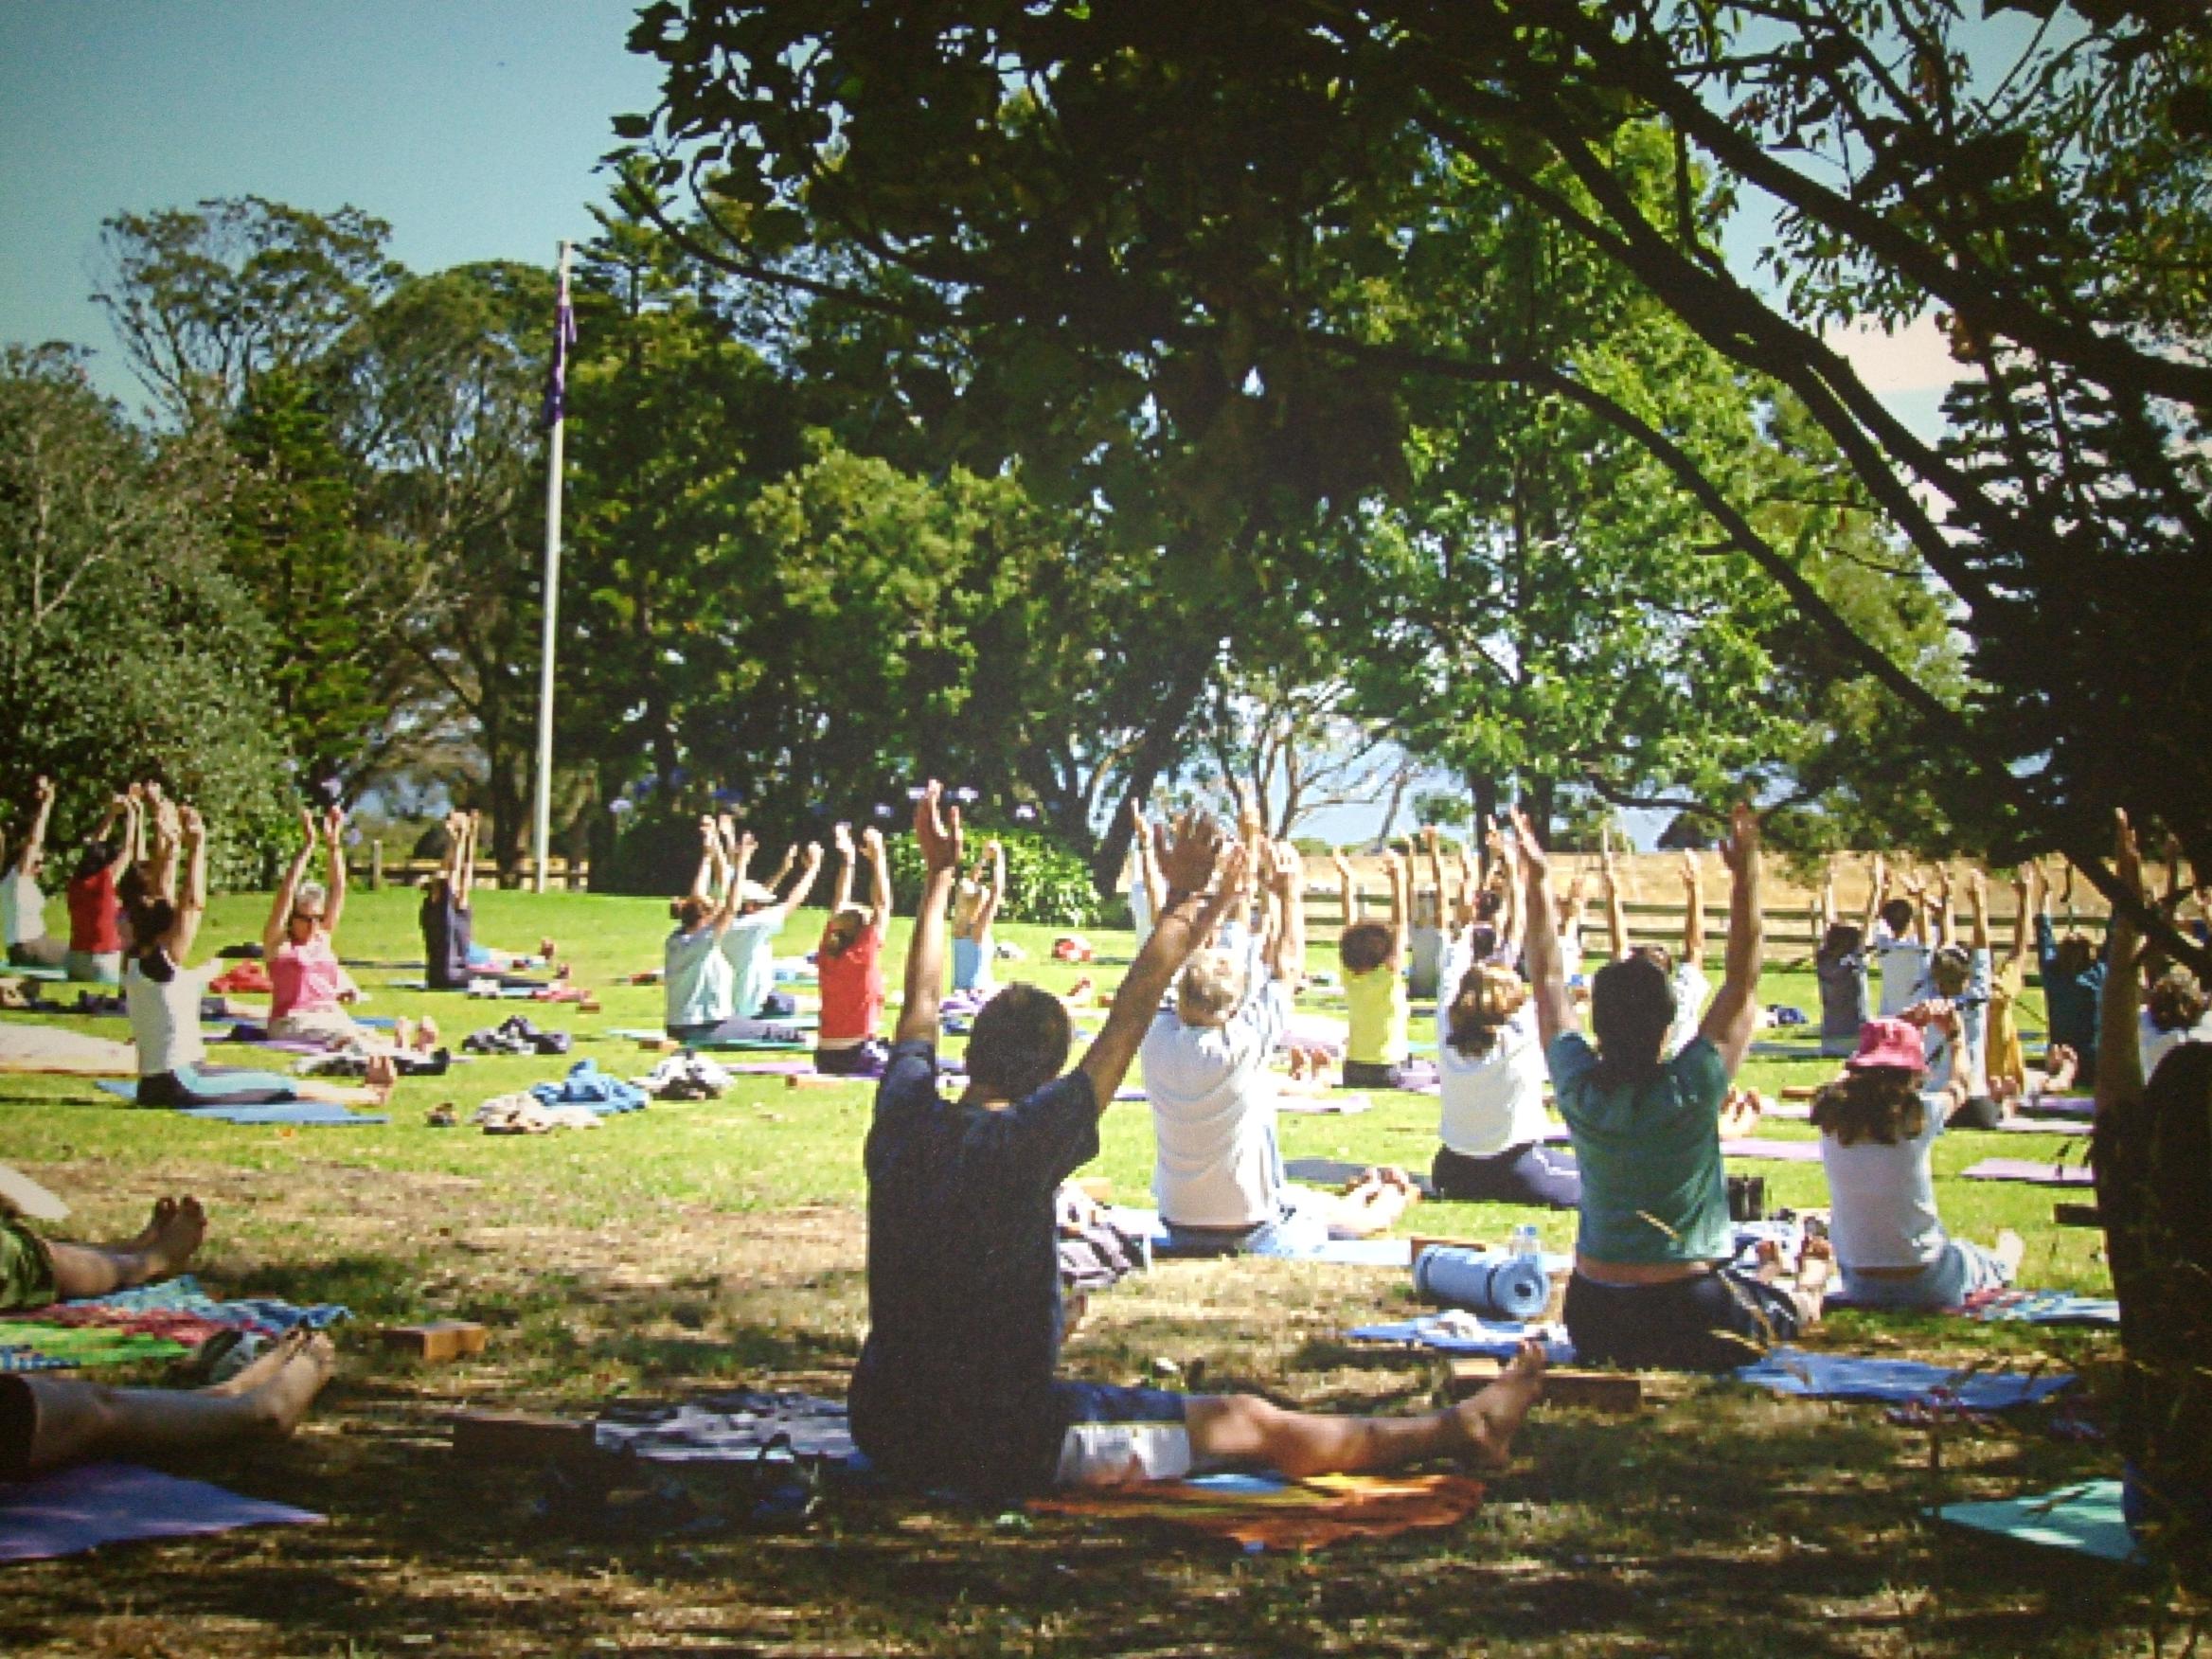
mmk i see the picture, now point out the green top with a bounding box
[1549,1031,1732,1265]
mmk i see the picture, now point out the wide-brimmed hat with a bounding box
[1845,1017,1926,1073]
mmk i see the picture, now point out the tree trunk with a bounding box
[1468,771,1499,875]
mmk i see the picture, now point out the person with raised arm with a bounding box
[662,819,742,1041]
[418,810,558,992]
[2037,858,2109,1089]
[847,786,1544,1501]
[1338,847,1414,1089]
[2,776,66,969]
[1984,866,2037,1102]
[716,818,822,1026]
[948,836,1006,996]
[1815,855,1885,1058]
[814,823,895,1077]
[1125,801,1165,950]
[64,792,135,984]
[1528,802,1829,1371]
[1920,869,1999,1129]
[1870,862,1932,1019]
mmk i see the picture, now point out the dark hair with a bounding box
[1474,889,1504,922]
[1587,955,1676,1093]
[672,896,710,933]
[74,840,116,883]
[1818,922,1864,963]
[1446,962,1527,1059]
[1929,945,1971,996]
[1632,942,1676,977]
[2147,971,2208,1035]
[2055,934,2098,979]
[819,910,865,959]
[1879,898,1916,935]
[1338,920,1395,974]
[125,894,177,982]
[964,984,1073,1102]
[1811,1065,1927,1146]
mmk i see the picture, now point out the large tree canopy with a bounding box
[616,0,2211,953]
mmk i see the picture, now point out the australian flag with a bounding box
[541,260,577,431]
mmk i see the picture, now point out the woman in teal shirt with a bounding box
[1516,804,1830,1371]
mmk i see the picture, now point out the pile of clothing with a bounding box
[635,1053,733,1100]
[462,1014,572,1057]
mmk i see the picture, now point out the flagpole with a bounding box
[531,241,572,895]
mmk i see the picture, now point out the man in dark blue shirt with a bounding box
[848,784,1546,1499]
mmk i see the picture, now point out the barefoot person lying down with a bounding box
[847,788,1544,1501]
[0,1175,206,1311]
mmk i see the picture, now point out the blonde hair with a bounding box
[1445,962,1529,1058]
[1176,949,1247,1028]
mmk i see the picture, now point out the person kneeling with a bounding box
[847,787,1544,1501]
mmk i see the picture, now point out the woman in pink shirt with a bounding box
[265,808,434,1070]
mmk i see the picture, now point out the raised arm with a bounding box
[1385,847,1411,963]
[972,839,1005,936]
[1269,842,1306,984]
[1697,803,1764,1077]
[1681,849,1706,970]
[147,790,181,903]
[1130,802,1166,920]
[1493,830,1526,962]
[455,812,480,905]
[322,806,349,937]
[2096,812,2149,1116]
[830,822,857,916]
[168,806,209,965]
[1818,858,1838,935]
[1860,853,1887,939]
[1513,811,1575,1047]
[1077,814,1241,1107]
[862,826,892,931]
[103,796,137,882]
[688,818,720,904]
[777,841,827,918]
[1966,868,1990,954]
[1930,867,1954,951]
[14,776,54,877]
[263,808,318,955]
[895,783,963,1044]
[1332,849,1361,926]
[1600,831,1630,962]
[1422,826,1447,934]
[713,828,755,937]
[2008,866,2037,968]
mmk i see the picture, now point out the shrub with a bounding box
[883,826,1102,928]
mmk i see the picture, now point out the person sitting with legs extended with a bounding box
[716,818,822,1030]
[846,785,1544,1502]
[1336,847,1417,1090]
[2,776,67,970]
[63,791,134,985]
[950,836,1006,996]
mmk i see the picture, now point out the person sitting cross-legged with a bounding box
[814,822,894,1078]
[847,785,1546,1502]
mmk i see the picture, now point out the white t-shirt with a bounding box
[721,911,781,1017]
[125,955,216,1077]
[1,869,46,946]
[1125,852,1154,949]
[2142,1011,2212,1082]
[1870,925,1931,1019]
[665,926,735,1028]
[1820,1096,1948,1271]
[1435,935,1551,1158]
[1666,960,1711,1058]
[1141,978,1291,1228]
[1925,948,1992,1094]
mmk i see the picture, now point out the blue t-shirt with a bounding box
[847,1041,1100,1495]
[2036,915,2107,1067]
[721,911,781,1018]
[664,926,734,1030]
[1549,1031,1732,1265]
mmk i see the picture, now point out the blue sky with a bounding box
[0,2,1967,846]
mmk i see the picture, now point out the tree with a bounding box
[0,346,292,879]
[94,197,401,429]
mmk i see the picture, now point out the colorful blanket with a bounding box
[1032,1470,1489,1551]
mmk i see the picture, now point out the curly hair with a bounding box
[1810,1065,1927,1147]
[1445,962,1528,1059]
[1338,919,1396,974]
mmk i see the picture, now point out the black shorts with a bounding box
[1563,1268,1803,1373]
[0,1374,37,1479]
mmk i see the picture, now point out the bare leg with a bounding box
[1186,1341,1545,1478]
[20,1330,333,1473]
[1994,1228,2025,1278]
[45,1197,205,1300]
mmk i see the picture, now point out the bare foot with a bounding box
[540,937,557,961]
[1451,1339,1547,1469]
[395,1017,418,1052]
[416,1014,439,1051]
[363,1052,398,1091]
[139,1195,205,1278]
[122,1196,178,1254]
[240,1331,336,1438]
[204,1327,305,1397]
[1995,1227,2025,1278]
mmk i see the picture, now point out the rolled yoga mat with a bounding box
[1413,1246,1552,1321]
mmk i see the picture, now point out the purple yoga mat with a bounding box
[1721,1137,1826,1163]
[1962,1157,2096,1187]
[0,1461,321,1561]
[2019,1094,2096,1119]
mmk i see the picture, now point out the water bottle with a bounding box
[1509,1223,1541,1262]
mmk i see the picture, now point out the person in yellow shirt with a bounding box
[1334,847,1413,1089]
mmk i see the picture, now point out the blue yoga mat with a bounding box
[0,1462,321,1561]
[1110,1206,1413,1267]
[1414,1247,1553,1320]
[90,1079,387,1125]
[1734,1347,2075,1410]
[1936,1481,2140,1564]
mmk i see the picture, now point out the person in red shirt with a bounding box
[815,822,893,1077]
[65,793,135,984]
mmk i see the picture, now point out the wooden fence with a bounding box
[348,848,592,892]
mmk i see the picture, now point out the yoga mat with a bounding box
[1720,1137,1826,1163]
[1110,1207,1415,1267]
[1348,1315,1576,1364]
[1032,1470,1489,1552]
[1277,1092,1372,1115]
[89,1081,388,1125]
[0,966,66,983]
[0,1462,322,1562]
[1413,1247,1551,1320]
[608,1026,815,1050]
[0,1322,188,1369]
[1937,1481,2139,1564]
[0,1024,137,1077]
[1733,1347,2075,1409]
[1962,1289,2120,1327]
[2018,1094,2095,1119]
[1748,1041,1830,1061]
[1990,1116,2091,1137]
[1961,1157,2096,1187]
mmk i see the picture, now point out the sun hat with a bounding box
[1844,1017,1926,1073]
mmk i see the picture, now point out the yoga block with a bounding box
[1075,1177,1114,1204]
[786,1073,851,1090]
[1780,1085,1819,1101]
[382,1321,489,1363]
[450,1410,598,1465]
[2053,1202,2103,1229]
[1450,1361,1642,1414]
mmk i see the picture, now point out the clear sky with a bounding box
[0,0,658,414]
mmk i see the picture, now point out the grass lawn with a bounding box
[0,886,2180,1656]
